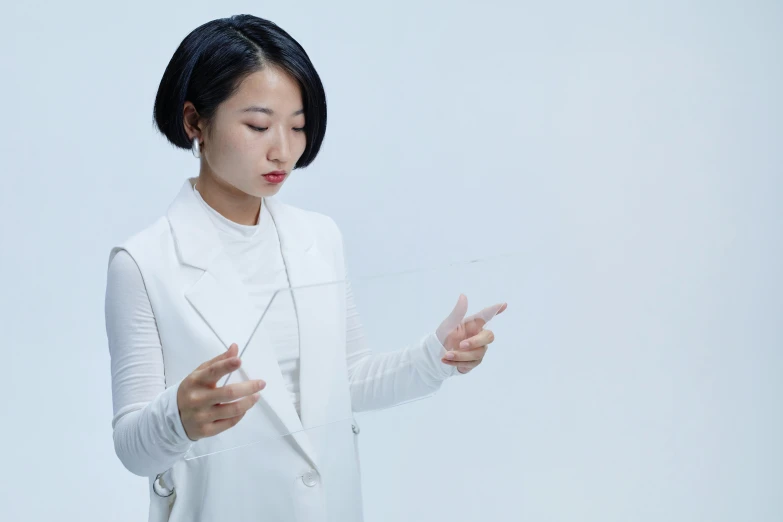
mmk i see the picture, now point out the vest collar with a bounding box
[165,177,341,472]
[167,177,316,271]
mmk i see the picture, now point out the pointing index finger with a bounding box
[463,302,507,328]
[196,354,243,387]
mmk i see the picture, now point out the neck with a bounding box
[195,172,261,226]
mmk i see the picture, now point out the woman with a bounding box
[105,14,506,522]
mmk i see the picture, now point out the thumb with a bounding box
[436,294,468,343]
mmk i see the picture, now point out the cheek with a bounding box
[209,127,255,165]
[222,125,253,153]
[294,133,308,156]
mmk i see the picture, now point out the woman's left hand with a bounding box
[436,295,507,374]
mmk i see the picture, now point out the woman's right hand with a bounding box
[176,343,266,441]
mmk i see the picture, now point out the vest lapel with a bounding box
[264,199,349,434]
[166,178,336,471]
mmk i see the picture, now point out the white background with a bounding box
[1,1,781,520]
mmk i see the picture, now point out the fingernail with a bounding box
[459,341,469,349]
[445,352,455,360]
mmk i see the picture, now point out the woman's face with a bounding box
[198,66,307,198]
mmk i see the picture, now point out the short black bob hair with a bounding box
[153,14,327,169]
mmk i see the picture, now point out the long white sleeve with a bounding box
[105,250,193,477]
[105,236,458,477]
[344,275,458,413]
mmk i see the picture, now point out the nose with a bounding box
[267,126,291,165]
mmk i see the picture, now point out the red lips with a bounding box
[263,171,286,184]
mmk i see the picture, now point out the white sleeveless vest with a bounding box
[109,178,363,522]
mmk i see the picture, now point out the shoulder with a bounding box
[267,198,346,276]
[107,216,171,268]
[105,249,148,307]
[267,198,343,244]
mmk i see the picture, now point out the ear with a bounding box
[182,101,205,142]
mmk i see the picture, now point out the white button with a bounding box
[302,469,318,487]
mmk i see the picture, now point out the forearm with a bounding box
[348,332,457,412]
[112,383,193,477]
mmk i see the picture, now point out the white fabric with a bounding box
[104,181,458,482]
[105,178,462,521]
[192,184,303,416]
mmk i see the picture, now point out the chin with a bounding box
[263,182,284,194]
[253,184,282,199]
[237,178,276,197]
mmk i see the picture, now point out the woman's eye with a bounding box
[249,125,305,133]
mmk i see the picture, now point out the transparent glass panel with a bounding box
[173,253,518,521]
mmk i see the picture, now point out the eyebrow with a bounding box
[240,106,304,116]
